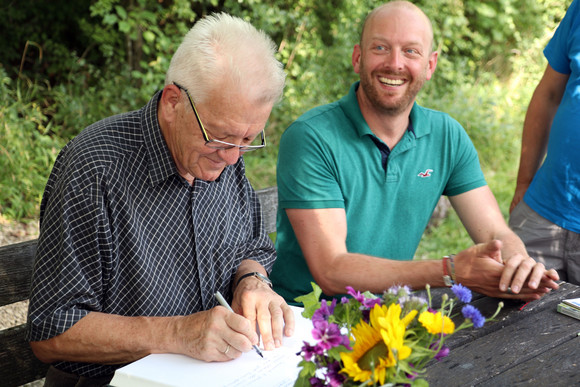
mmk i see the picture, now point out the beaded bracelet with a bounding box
[442,255,456,287]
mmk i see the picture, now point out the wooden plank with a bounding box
[477,336,580,386]
[0,239,37,307]
[0,324,48,386]
[424,303,580,386]
[256,186,278,235]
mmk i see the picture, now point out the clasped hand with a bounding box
[454,240,559,301]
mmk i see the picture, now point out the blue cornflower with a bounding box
[462,304,485,328]
[452,284,472,303]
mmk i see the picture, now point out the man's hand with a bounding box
[231,276,295,351]
[173,307,260,362]
[499,251,559,294]
[454,240,558,301]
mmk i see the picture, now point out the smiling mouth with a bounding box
[379,76,405,86]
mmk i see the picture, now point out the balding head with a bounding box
[360,1,434,52]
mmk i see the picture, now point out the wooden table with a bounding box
[424,281,580,386]
[111,283,580,387]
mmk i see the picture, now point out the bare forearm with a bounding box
[313,253,445,295]
[516,106,551,186]
[516,65,567,187]
[30,312,181,364]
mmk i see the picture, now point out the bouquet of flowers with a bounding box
[294,283,503,387]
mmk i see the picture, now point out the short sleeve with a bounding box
[442,119,486,197]
[544,0,580,74]
[277,121,345,209]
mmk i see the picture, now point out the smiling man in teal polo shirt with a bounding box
[270,1,559,304]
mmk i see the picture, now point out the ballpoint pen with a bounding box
[214,291,264,358]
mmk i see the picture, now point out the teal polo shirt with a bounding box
[271,82,486,303]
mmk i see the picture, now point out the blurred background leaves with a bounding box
[0,0,572,257]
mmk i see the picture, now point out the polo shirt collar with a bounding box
[339,81,431,139]
[141,90,179,187]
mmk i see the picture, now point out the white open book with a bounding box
[110,306,312,387]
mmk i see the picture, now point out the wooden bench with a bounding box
[0,239,47,387]
[0,186,446,386]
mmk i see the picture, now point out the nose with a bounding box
[217,147,242,165]
[385,50,402,70]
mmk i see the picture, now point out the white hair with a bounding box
[165,13,286,104]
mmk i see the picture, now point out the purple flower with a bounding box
[299,341,324,361]
[309,376,325,387]
[462,305,485,328]
[451,284,472,303]
[346,286,365,303]
[340,296,349,304]
[326,360,347,386]
[312,320,347,350]
[345,286,381,309]
[429,341,450,360]
[435,345,450,360]
[361,309,371,323]
[362,297,382,309]
[312,299,337,323]
[388,284,412,296]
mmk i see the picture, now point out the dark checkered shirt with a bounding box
[26,91,276,378]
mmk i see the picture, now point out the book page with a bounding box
[110,306,312,387]
[562,297,580,310]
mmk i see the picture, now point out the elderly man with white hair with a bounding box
[26,13,293,386]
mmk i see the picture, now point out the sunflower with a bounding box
[340,303,417,385]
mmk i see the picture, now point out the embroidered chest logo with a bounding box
[418,169,433,178]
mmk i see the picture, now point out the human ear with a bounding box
[425,51,438,81]
[352,44,362,74]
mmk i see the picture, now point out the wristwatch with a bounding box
[236,272,273,289]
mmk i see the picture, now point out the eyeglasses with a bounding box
[173,82,266,152]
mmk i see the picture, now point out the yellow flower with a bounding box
[340,303,417,385]
[418,310,455,334]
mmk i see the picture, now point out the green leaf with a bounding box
[118,21,131,33]
[143,31,155,42]
[115,5,127,20]
[294,282,322,319]
[411,378,430,387]
[103,14,117,25]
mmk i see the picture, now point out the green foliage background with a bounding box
[0,0,572,257]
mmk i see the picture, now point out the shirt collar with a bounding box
[340,81,432,139]
[141,91,179,187]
